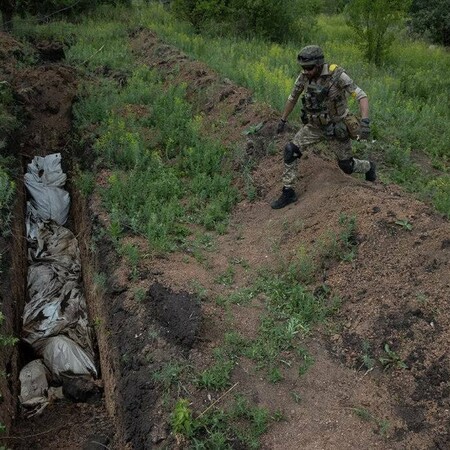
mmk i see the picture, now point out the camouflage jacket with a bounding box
[288,63,367,123]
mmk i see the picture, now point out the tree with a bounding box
[0,0,15,31]
[344,0,411,65]
[171,0,321,43]
[171,0,227,32]
[409,0,450,46]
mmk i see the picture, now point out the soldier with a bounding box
[271,45,376,209]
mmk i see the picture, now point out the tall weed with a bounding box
[133,3,449,216]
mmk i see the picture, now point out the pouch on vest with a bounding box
[344,114,360,140]
[334,121,349,140]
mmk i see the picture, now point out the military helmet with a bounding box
[297,45,324,66]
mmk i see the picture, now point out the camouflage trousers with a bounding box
[282,122,371,188]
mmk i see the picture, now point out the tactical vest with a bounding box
[301,65,346,127]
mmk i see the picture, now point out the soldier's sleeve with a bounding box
[339,71,367,101]
[288,74,305,103]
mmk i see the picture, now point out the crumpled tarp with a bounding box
[24,153,70,226]
[23,264,94,358]
[19,360,50,418]
[19,153,97,415]
[42,335,97,379]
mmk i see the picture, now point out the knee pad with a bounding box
[284,143,302,164]
[338,158,354,174]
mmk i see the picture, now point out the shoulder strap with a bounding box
[322,64,344,96]
[329,64,344,86]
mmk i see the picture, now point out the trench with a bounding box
[2,38,202,450]
[5,156,115,448]
[8,159,201,449]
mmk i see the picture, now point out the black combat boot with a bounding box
[271,187,297,209]
[365,161,376,182]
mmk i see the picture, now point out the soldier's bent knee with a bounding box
[338,158,354,174]
[284,143,302,164]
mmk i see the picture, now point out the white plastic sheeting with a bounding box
[42,335,97,379]
[19,153,97,416]
[24,153,70,226]
[18,360,50,417]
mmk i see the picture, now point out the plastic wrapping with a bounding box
[24,153,70,225]
[19,360,50,418]
[23,264,94,359]
[41,335,97,380]
[20,153,97,415]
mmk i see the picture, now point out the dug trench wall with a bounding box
[0,178,27,434]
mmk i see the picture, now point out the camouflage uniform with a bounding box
[282,63,371,188]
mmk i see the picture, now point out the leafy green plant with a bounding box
[0,166,15,237]
[171,398,193,437]
[297,347,315,376]
[153,362,186,393]
[361,340,376,370]
[395,219,413,230]
[93,272,107,292]
[73,65,239,252]
[316,214,358,264]
[243,121,264,135]
[171,0,320,43]
[119,242,141,280]
[268,367,283,383]
[351,407,391,437]
[352,406,373,422]
[133,287,146,303]
[214,265,236,286]
[0,312,18,347]
[289,245,316,284]
[188,395,269,449]
[379,344,408,370]
[197,355,235,391]
[75,170,95,198]
[291,392,302,403]
[409,0,450,46]
[216,286,258,306]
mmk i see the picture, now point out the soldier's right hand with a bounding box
[359,118,371,140]
[277,119,287,134]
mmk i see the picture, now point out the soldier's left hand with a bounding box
[359,118,371,140]
[277,119,287,134]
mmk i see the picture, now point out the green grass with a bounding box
[14,4,450,220]
[0,165,15,238]
[351,406,391,437]
[171,394,269,449]
[133,3,450,217]
[73,64,238,252]
[0,312,18,347]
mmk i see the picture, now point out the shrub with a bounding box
[344,0,411,65]
[408,0,450,46]
[172,0,321,43]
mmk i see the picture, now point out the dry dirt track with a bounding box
[1,29,449,450]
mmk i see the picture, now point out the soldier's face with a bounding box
[302,65,319,80]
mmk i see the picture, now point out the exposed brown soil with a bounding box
[1,28,449,450]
